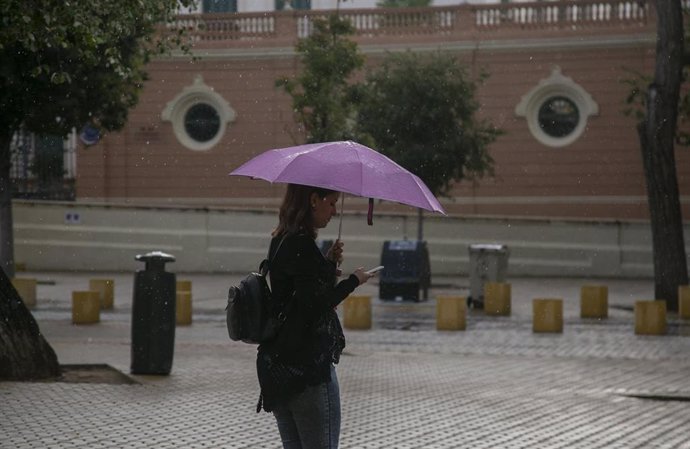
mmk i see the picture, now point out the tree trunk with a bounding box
[0,131,15,278]
[0,266,61,379]
[0,130,60,379]
[638,0,687,312]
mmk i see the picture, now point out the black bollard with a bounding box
[131,251,176,375]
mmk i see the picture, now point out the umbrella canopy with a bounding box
[230,140,445,215]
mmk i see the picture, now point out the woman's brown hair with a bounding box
[272,183,336,238]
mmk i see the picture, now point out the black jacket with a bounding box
[255,232,359,412]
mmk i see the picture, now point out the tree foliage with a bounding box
[623,4,689,144]
[354,51,501,198]
[276,15,364,143]
[0,0,194,137]
[623,69,690,147]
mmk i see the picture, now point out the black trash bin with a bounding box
[379,240,430,302]
[131,251,176,375]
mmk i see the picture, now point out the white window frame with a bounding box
[515,66,598,148]
[162,75,237,151]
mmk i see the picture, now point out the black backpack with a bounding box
[226,236,288,344]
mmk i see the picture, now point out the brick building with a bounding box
[74,0,686,220]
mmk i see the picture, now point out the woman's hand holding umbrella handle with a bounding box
[326,240,344,265]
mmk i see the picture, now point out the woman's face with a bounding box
[310,192,340,229]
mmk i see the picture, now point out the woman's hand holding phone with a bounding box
[365,265,384,275]
[353,265,383,285]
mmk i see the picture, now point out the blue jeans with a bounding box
[272,365,341,449]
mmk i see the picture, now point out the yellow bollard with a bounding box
[679,286,690,320]
[176,291,193,326]
[634,300,667,335]
[72,291,100,324]
[533,298,563,333]
[484,282,511,316]
[436,296,466,331]
[89,279,114,309]
[11,278,37,308]
[343,295,371,330]
[580,285,608,319]
[176,280,192,293]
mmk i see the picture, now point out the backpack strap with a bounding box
[262,234,294,324]
[260,235,287,276]
[270,235,288,263]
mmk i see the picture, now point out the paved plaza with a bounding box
[2,272,690,448]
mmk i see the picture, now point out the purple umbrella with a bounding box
[230,140,445,237]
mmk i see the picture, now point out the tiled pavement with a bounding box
[2,272,690,448]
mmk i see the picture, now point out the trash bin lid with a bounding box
[135,251,176,272]
[135,251,176,263]
[388,240,420,251]
[468,243,508,252]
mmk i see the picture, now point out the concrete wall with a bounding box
[14,200,689,278]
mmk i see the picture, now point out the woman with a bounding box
[257,183,374,449]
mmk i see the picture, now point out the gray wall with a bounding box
[13,200,685,277]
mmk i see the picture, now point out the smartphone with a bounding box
[365,265,384,274]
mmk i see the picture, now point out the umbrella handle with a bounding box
[367,198,374,226]
[337,194,344,243]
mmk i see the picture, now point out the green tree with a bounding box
[0,0,193,379]
[624,0,687,312]
[276,14,364,143]
[355,51,501,239]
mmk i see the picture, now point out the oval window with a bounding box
[184,103,221,143]
[538,96,580,138]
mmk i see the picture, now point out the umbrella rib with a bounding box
[273,151,311,184]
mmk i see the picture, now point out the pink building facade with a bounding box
[75,0,688,220]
